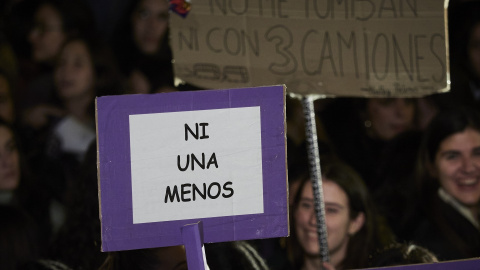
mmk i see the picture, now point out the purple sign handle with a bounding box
[182,221,208,270]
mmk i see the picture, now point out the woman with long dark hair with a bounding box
[21,0,95,129]
[412,107,480,260]
[111,0,175,94]
[288,161,392,270]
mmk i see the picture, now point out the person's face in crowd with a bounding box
[468,22,480,79]
[294,180,364,263]
[0,75,15,124]
[366,98,415,141]
[29,4,66,63]
[132,0,169,55]
[433,128,480,209]
[0,125,20,191]
[54,40,94,101]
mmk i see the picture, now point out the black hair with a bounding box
[369,242,438,267]
[48,141,106,270]
[0,205,39,270]
[19,260,73,270]
[99,241,269,270]
[127,58,175,94]
[0,68,17,123]
[205,241,270,270]
[110,0,172,76]
[35,0,95,40]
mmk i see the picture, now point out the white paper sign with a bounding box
[129,106,264,224]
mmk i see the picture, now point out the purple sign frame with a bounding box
[96,85,287,252]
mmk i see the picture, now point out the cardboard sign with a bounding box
[96,85,288,252]
[169,0,449,97]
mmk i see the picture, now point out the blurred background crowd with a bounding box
[0,0,479,269]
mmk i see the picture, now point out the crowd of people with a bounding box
[0,0,479,269]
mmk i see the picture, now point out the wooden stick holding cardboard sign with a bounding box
[181,221,209,270]
[301,95,330,264]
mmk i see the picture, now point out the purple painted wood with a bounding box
[182,222,207,270]
[96,85,288,252]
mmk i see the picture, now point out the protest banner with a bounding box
[96,85,288,253]
[169,0,449,97]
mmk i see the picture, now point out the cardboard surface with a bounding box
[96,85,288,252]
[169,0,449,97]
